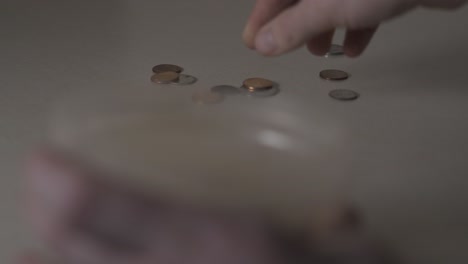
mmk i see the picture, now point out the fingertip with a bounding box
[306,30,335,56]
[343,27,378,58]
[242,23,256,50]
[344,46,363,58]
[254,28,279,56]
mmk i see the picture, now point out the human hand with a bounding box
[20,150,283,264]
[17,149,380,264]
[243,0,466,57]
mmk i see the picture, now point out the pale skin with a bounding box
[243,0,466,57]
[18,1,466,263]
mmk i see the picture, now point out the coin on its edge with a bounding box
[192,91,224,105]
[329,89,360,101]
[152,64,184,74]
[319,69,349,81]
[325,44,345,57]
[242,78,275,91]
[151,72,180,84]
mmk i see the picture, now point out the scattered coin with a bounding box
[151,72,180,84]
[152,64,184,74]
[325,44,344,57]
[192,91,224,105]
[320,70,349,81]
[241,86,280,98]
[329,89,360,101]
[211,85,241,96]
[242,78,275,91]
[171,74,198,86]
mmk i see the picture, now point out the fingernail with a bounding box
[255,29,277,55]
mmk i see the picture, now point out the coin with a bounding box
[241,86,280,98]
[192,91,224,105]
[152,64,184,74]
[319,70,349,81]
[242,78,274,91]
[211,85,241,96]
[329,89,360,101]
[151,72,180,84]
[325,44,344,57]
[171,74,197,86]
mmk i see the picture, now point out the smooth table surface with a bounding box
[1,1,468,263]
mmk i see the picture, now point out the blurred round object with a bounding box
[49,85,352,228]
[192,90,224,105]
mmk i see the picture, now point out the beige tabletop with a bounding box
[1,0,468,263]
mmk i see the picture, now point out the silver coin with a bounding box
[211,85,241,96]
[325,44,344,57]
[171,74,197,86]
[329,89,360,101]
[240,85,280,98]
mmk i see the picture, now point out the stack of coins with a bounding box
[321,44,360,101]
[151,64,197,86]
[240,77,279,97]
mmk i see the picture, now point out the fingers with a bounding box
[25,150,94,244]
[25,149,158,264]
[243,0,298,49]
[343,27,378,57]
[306,30,335,56]
[254,0,342,56]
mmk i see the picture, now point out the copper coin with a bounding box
[152,64,184,74]
[320,70,349,81]
[325,44,344,57]
[151,72,180,84]
[171,74,197,86]
[242,78,274,91]
[329,89,360,101]
[192,91,224,105]
[211,85,241,95]
[241,86,280,98]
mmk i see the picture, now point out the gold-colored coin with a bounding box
[242,78,274,91]
[192,91,224,105]
[151,72,180,84]
[319,70,349,81]
[152,64,184,74]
